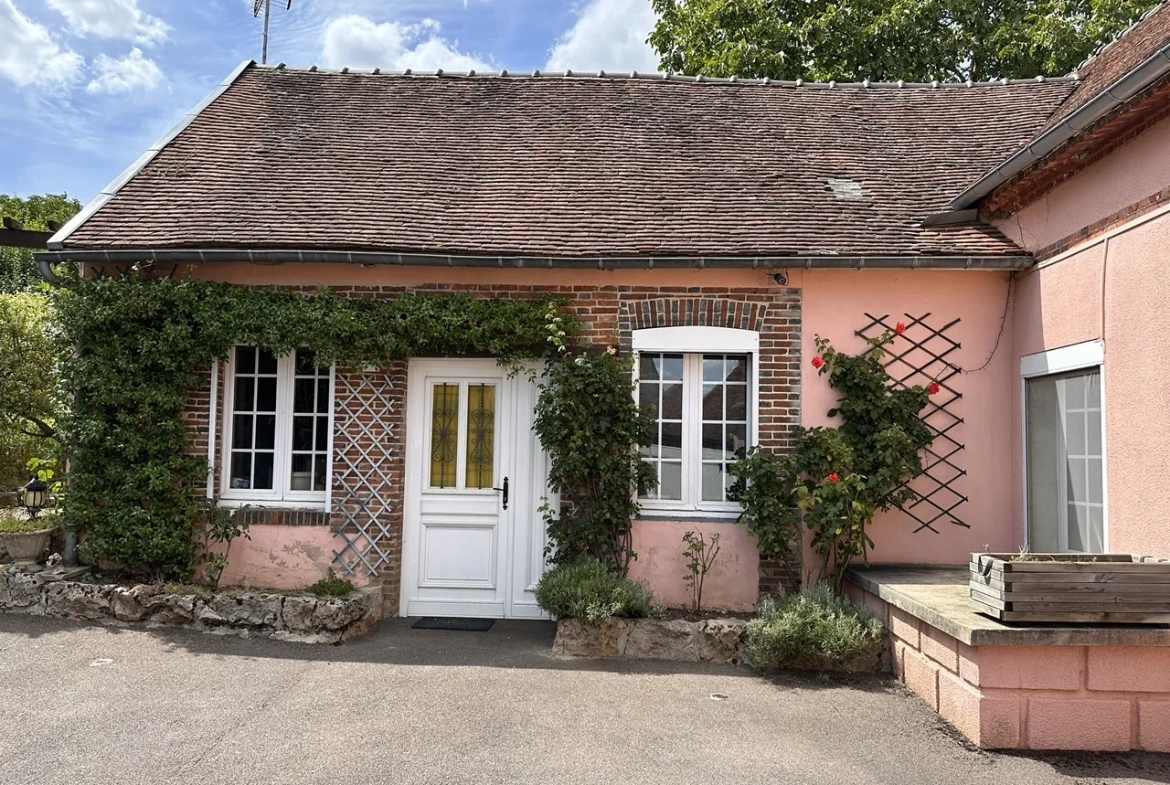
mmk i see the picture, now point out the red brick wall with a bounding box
[182,281,804,608]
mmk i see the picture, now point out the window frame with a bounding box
[1020,340,1107,553]
[632,326,760,518]
[219,347,336,509]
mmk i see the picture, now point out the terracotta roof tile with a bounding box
[62,67,1077,259]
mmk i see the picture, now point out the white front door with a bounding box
[401,359,550,618]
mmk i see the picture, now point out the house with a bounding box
[39,5,1170,628]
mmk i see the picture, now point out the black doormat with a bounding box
[411,617,495,632]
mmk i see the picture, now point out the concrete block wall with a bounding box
[846,581,1170,752]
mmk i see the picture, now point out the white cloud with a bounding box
[0,0,84,89]
[320,14,490,71]
[47,0,169,46]
[86,47,163,94]
[545,0,660,73]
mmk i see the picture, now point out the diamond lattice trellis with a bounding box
[331,371,397,575]
[857,313,969,534]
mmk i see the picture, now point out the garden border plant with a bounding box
[51,268,578,581]
[732,327,936,593]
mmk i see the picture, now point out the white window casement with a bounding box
[220,346,335,508]
[1021,340,1106,554]
[632,326,760,518]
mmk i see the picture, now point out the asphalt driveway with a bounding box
[1,615,1168,785]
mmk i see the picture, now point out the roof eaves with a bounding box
[951,42,1170,210]
[48,59,256,251]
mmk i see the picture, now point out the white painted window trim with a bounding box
[219,348,335,509]
[1020,340,1108,553]
[632,326,759,519]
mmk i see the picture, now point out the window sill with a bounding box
[636,512,743,524]
[217,498,327,511]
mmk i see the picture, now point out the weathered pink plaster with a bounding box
[995,117,1170,251]
[801,270,1017,568]
[628,519,759,611]
[209,524,368,591]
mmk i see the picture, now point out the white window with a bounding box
[221,346,334,506]
[1022,341,1106,553]
[633,327,759,516]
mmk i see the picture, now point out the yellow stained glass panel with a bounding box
[465,384,496,489]
[430,384,459,488]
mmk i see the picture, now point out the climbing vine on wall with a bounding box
[51,269,575,581]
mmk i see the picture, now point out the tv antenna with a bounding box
[253,0,292,65]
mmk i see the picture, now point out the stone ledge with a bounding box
[553,617,748,664]
[847,566,1170,647]
[0,571,380,644]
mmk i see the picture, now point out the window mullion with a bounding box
[276,354,293,499]
[686,354,701,509]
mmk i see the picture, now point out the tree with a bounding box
[649,0,1161,83]
[0,292,60,491]
[0,194,80,293]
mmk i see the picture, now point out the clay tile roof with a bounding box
[1050,1,1170,126]
[57,66,1078,260]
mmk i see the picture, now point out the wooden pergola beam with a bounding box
[0,217,56,249]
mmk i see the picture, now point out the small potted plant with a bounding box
[0,478,58,570]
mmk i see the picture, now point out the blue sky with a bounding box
[0,0,660,203]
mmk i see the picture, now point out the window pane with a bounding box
[294,378,315,413]
[726,384,747,421]
[231,414,253,449]
[253,452,275,490]
[430,384,459,489]
[290,454,313,490]
[257,378,277,412]
[659,461,682,500]
[1067,457,1087,503]
[701,383,723,420]
[255,415,276,450]
[1064,412,1086,456]
[661,383,683,419]
[726,424,747,459]
[640,355,661,381]
[639,383,659,414]
[703,357,724,382]
[465,384,496,490]
[234,377,255,412]
[1088,458,1103,505]
[702,424,723,459]
[230,452,252,489]
[257,349,278,374]
[661,421,682,455]
[1088,507,1105,552]
[702,463,724,501]
[292,416,314,451]
[1026,376,1060,552]
[317,378,330,413]
[661,355,683,381]
[295,349,316,375]
[313,455,327,492]
[236,346,256,374]
[1088,411,1102,454]
[315,416,328,451]
[725,356,747,382]
[1084,371,1101,408]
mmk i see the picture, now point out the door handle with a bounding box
[493,476,509,510]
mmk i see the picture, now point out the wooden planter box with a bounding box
[970,553,1170,624]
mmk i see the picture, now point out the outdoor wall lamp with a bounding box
[23,477,48,520]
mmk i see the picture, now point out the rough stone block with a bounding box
[920,626,959,673]
[111,584,162,622]
[698,618,748,664]
[282,595,318,633]
[0,572,9,607]
[5,573,44,613]
[44,582,113,621]
[1138,700,1170,753]
[624,619,701,662]
[966,646,1083,691]
[937,667,1019,749]
[902,647,939,710]
[1026,697,1131,751]
[311,594,369,631]
[889,607,920,649]
[551,618,629,657]
[1088,647,1170,693]
[143,592,201,625]
[204,593,282,628]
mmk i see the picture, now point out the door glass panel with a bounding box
[430,384,459,489]
[465,384,496,490]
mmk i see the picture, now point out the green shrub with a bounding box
[747,584,884,672]
[0,511,59,533]
[308,575,355,597]
[534,559,654,622]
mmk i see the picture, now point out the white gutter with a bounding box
[950,43,1170,210]
[47,60,256,252]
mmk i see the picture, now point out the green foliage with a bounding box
[0,194,80,293]
[682,530,721,612]
[649,0,1159,82]
[308,573,356,597]
[0,513,59,533]
[0,291,61,491]
[534,559,655,622]
[53,271,572,581]
[732,332,934,592]
[747,584,884,672]
[162,582,211,596]
[534,349,657,574]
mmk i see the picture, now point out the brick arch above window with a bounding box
[620,298,770,334]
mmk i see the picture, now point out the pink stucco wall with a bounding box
[801,270,1017,568]
[209,524,369,591]
[628,520,759,611]
[995,117,1170,251]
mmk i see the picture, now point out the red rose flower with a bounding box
[828,472,840,482]
[928,382,941,395]
[811,356,825,369]
[895,321,907,334]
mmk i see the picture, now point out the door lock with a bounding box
[493,476,509,510]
